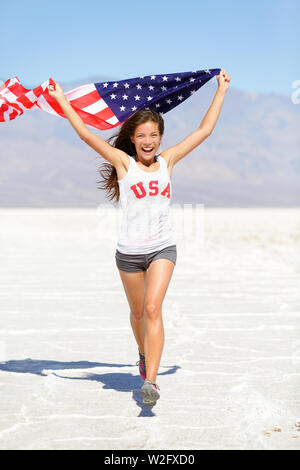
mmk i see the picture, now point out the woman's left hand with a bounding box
[48,81,66,103]
[216,69,231,93]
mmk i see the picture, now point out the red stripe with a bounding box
[5,81,45,108]
[70,90,100,109]
[36,90,66,117]
[33,85,43,97]
[0,103,8,121]
[7,82,28,98]
[9,102,24,115]
[17,94,36,109]
[95,106,115,120]
[9,108,19,120]
[72,105,119,130]
[46,93,65,115]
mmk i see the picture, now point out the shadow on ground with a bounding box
[0,358,181,417]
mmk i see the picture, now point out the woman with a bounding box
[48,69,230,406]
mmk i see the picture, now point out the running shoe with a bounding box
[140,379,160,406]
[136,351,146,380]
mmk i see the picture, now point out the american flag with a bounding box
[0,68,221,131]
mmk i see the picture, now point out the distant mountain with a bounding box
[0,77,299,207]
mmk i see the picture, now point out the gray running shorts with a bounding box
[115,244,177,273]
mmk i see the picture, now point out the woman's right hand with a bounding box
[48,81,66,102]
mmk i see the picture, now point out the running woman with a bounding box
[48,69,230,406]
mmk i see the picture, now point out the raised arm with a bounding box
[161,69,231,168]
[48,81,127,167]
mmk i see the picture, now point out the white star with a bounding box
[124,83,130,88]
[122,94,128,100]
[120,106,126,111]
[155,103,160,108]
[147,96,153,101]
[136,84,142,89]
[175,77,181,82]
[189,77,195,82]
[113,82,118,88]
[177,95,183,101]
[159,112,164,116]
[131,106,137,111]
[140,76,145,79]
[161,86,167,91]
[110,93,117,100]
[190,90,196,95]
[162,76,168,81]
[149,85,154,90]
[205,69,211,74]
[150,75,156,80]
[166,99,172,104]
[192,70,197,73]
[134,95,141,101]
[103,83,108,88]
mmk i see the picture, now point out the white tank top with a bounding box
[116,154,176,254]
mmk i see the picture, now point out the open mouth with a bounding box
[142,147,154,153]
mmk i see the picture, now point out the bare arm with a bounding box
[199,87,227,135]
[48,81,127,167]
[161,69,230,168]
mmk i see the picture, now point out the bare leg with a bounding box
[143,258,175,383]
[118,269,147,354]
[130,310,146,355]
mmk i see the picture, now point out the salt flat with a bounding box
[0,207,300,450]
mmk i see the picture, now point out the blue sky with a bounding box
[2,0,299,96]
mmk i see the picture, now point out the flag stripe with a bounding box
[25,90,40,104]
[94,106,116,121]
[106,115,119,126]
[82,97,108,115]
[71,89,102,109]
[0,103,8,121]
[17,94,36,109]
[72,106,120,130]
[35,94,60,116]
[66,83,96,101]
[1,87,19,104]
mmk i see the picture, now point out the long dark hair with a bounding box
[97,110,164,202]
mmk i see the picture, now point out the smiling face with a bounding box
[130,120,161,163]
